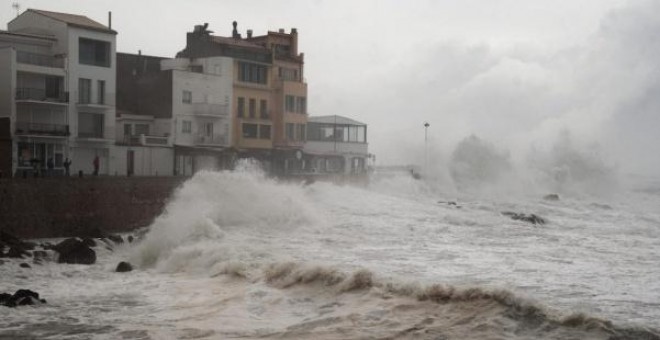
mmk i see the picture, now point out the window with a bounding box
[297,124,306,141]
[79,38,110,67]
[79,78,91,104]
[182,90,192,104]
[123,123,132,136]
[182,120,191,133]
[296,97,306,114]
[259,125,271,139]
[189,65,203,73]
[285,95,295,112]
[260,99,268,119]
[204,123,213,137]
[286,123,295,140]
[238,62,268,84]
[97,80,105,104]
[78,112,104,138]
[249,98,256,118]
[279,67,299,81]
[135,123,149,135]
[237,97,245,117]
[242,123,258,138]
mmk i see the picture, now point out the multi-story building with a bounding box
[0,9,116,176]
[116,52,234,175]
[304,115,369,174]
[176,22,308,174]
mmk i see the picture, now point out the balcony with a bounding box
[123,134,170,146]
[195,134,227,146]
[16,51,64,68]
[15,122,69,137]
[16,88,68,104]
[192,103,229,117]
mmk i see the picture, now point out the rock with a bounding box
[107,234,124,244]
[543,194,560,201]
[54,238,96,265]
[81,238,96,248]
[19,263,31,268]
[6,246,29,258]
[1,289,46,308]
[32,250,48,259]
[127,235,134,243]
[115,261,133,272]
[502,211,546,225]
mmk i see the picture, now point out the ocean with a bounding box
[1,164,659,339]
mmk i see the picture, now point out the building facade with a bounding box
[304,115,369,175]
[0,9,116,176]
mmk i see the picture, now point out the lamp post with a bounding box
[424,122,430,175]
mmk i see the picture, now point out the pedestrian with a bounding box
[47,158,54,177]
[93,155,100,176]
[63,158,72,176]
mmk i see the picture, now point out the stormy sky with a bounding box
[3,0,658,175]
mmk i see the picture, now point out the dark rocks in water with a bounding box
[1,289,46,307]
[81,238,96,248]
[115,261,133,272]
[32,250,48,259]
[54,238,96,265]
[107,234,124,244]
[19,262,31,268]
[5,246,29,258]
[502,211,546,225]
[127,235,134,243]
[543,194,560,201]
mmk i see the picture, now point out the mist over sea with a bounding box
[1,157,659,339]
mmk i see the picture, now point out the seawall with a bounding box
[0,177,186,239]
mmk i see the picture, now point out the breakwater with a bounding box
[0,177,185,239]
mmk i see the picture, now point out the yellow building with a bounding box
[177,22,307,174]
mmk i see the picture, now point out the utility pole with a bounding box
[424,122,430,175]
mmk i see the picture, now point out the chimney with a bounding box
[108,11,112,30]
[232,21,241,39]
[290,28,298,56]
[278,28,285,33]
[247,29,253,38]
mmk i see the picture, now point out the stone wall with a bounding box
[0,176,186,239]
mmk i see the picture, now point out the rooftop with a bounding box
[23,9,117,34]
[309,115,367,126]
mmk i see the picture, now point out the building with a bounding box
[176,22,308,174]
[0,9,116,177]
[304,115,369,174]
[116,52,234,176]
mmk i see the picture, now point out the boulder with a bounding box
[6,246,29,258]
[115,261,133,272]
[502,211,546,225]
[127,235,134,243]
[81,238,96,248]
[19,263,31,268]
[107,234,124,244]
[54,238,96,265]
[1,289,46,307]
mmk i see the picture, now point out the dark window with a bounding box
[296,97,306,114]
[79,78,91,104]
[238,62,268,84]
[78,112,104,138]
[285,95,295,112]
[237,97,245,117]
[249,98,256,118]
[182,90,192,104]
[189,65,203,73]
[259,125,271,139]
[286,123,295,140]
[97,80,105,104]
[79,38,110,67]
[260,99,268,118]
[242,123,258,138]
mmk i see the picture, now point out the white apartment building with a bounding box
[0,9,116,176]
[304,115,370,174]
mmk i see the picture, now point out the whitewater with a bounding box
[1,166,659,339]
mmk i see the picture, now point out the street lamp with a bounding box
[424,122,430,175]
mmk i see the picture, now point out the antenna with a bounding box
[12,2,20,18]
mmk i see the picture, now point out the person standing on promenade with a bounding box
[63,158,72,176]
[93,156,100,176]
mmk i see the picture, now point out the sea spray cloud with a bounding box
[132,161,318,271]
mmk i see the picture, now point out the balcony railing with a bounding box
[16,88,68,103]
[195,134,227,146]
[123,134,169,146]
[193,103,229,116]
[15,122,69,136]
[16,51,64,68]
[78,130,105,138]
